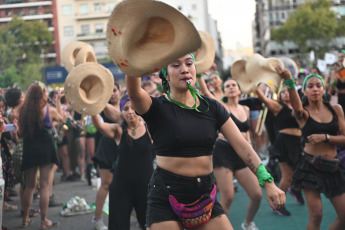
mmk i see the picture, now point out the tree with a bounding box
[271,0,340,60]
[0,16,53,89]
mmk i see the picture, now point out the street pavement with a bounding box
[2,171,141,230]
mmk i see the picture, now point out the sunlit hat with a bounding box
[106,0,201,77]
[62,41,89,72]
[74,45,97,66]
[232,54,284,94]
[193,31,216,74]
[64,62,114,116]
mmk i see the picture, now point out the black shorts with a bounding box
[57,136,68,147]
[213,139,247,172]
[85,132,96,138]
[146,167,225,227]
[292,152,345,198]
[272,133,302,167]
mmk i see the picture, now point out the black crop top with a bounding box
[336,79,345,90]
[140,95,230,157]
[230,113,250,132]
[301,107,338,144]
[275,102,299,131]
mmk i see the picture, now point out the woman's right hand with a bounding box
[275,66,292,80]
[264,182,286,210]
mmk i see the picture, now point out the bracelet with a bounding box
[284,78,296,90]
[196,73,203,78]
[256,163,274,187]
[324,134,330,143]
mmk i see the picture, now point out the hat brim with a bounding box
[64,62,114,116]
[107,0,201,77]
[62,41,88,72]
[75,45,97,66]
[231,59,254,93]
[193,31,216,74]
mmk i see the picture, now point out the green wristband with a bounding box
[284,78,296,90]
[66,118,71,128]
[196,73,203,78]
[330,81,337,87]
[256,163,274,187]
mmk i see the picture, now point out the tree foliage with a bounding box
[271,0,341,55]
[0,16,53,89]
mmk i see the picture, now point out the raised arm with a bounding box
[196,74,214,98]
[126,76,152,115]
[256,85,282,116]
[102,103,122,123]
[91,115,121,143]
[275,66,308,122]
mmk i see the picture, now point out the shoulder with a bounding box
[332,104,344,117]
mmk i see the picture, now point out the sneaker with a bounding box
[241,221,259,230]
[92,217,108,230]
[288,187,305,205]
[272,205,291,216]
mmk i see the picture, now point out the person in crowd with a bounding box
[126,53,285,229]
[91,83,122,230]
[92,95,154,230]
[18,81,63,229]
[278,66,345,229]
[256,84,304,217]
[331,50,345,112]
[208,71,224,100]
[198,76,263,230]
[310,67,330,102]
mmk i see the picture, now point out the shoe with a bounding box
[288,187,305,205]
[92,217,108,230]
[9,189,18,197]
[41,220,59,230]
[241,221,259,230]
[22,219,34,228]
[80,174,86,182]
[272,205,291,216]
[4,202,18,211]
[21,208,40,218]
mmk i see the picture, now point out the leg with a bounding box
[49,164,57,196]
[197,214,233,230]
[38,164,54,227]
[303,189,322,230]
[22,167,38,225]
[213,167,234,214]
[329,193,345,230]
[95,169,113,219]
[85,137,95,165]
[75,137,85,179]
[278,162,294,192]
[235,167,262,225]
[58,144,70,177]
[149,221,183,230]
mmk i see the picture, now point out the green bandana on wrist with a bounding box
[257,163,274,187]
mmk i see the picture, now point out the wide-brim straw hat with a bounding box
[62,41,90,72]
[106,0,201,77]
[232,54,284,94]
[193,31,215,74]
[64,62,114,116]
[75,45,97,66]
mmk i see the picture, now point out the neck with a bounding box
[127,119,140,129]
[227,97,239,107]
[308,100,323,110]
[169,89,195,107]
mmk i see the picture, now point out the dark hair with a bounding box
[4,88,22,108]
[49,90,58,99]
[159,71,169,93]
[60,95,67,104]
[311,66,321,75]
[18,83,45,138]
[120,94,133,147]
[0,95,5,103]
[302,95,337,120]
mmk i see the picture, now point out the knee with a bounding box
[221,193,234,208]
[250,191,263,203]
[101,182,110,191]
[310,212,322,226]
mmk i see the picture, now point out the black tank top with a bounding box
[275,102,299,130]
[115,128,154,179]
[230,113,250,132]
[301,106,338,144]
[336,79,345,90]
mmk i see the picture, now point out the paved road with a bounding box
[2,171,141,230]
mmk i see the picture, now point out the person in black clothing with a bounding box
[126,53,285,230]
[278,66,345,230]
[92,95,154,230]
[256,85,304,217]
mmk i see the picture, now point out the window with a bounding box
[81,25,90,35]
[107,2,116,12]
[276,12,279,20]
[270,13,273,21]
[80,4,88,14]
[281,12,285,19]
[62,5,72,15]
[95,24,103,33]
[94,3,102,13]
[64,26,74,36]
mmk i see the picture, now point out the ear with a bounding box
[166,74,170,82]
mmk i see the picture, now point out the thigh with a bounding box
[235,167,262,198]
[197,214,233,230]
[279,162,294,177]
[99,169,112,186]
[85,137,95,155]
[24,167,38,189]
[149,221,183,230]
[39,164,53,188]
[214,167,234,196]
[330,192,345,219]
[303,189,322,216]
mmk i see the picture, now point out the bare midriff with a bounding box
[156,155,213,177]
[279,128,301,136]
[304,143,337,158]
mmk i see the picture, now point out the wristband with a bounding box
[196,73,203,78]
[330,81,337,87]
[256,163,274,187]
[324,134,330,143]
[283,78,296,90]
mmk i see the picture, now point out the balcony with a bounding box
[76,32,106,41]
[75,12,110,20]
[0,1,52,9]
[0,13,53,23]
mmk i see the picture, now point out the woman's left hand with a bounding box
[307,134,326,144]
[264,182,286,210]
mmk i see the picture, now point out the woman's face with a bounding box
[223,80,240,98]
[109,85,121,105]
[280,87,290,102]
[209,73,223,89]
[304,77,324,101]
[310,68,319,75]
[166,54,196,91]
[338,52,345,67]
[122,101,138,123]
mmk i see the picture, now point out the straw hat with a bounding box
[106,0,201,77]
[74,45,97,66]
[231,54,284,94]
[64,62,114,116]
[61,41,89,72]
[193,31,215,74]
